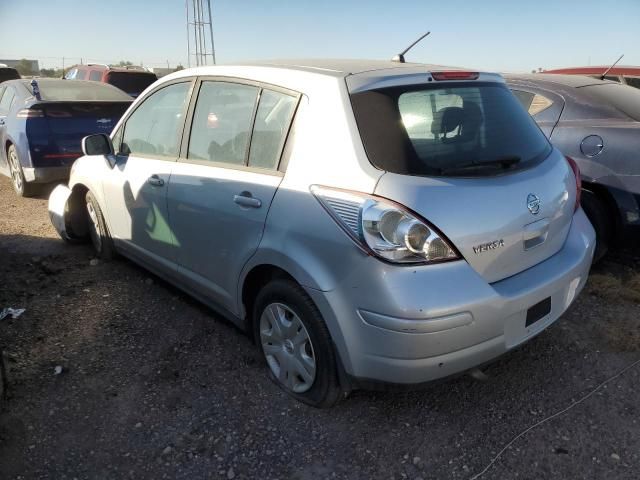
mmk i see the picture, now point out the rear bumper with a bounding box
[23,166,70,184]
[306,208,595,385]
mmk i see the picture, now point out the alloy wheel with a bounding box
[259,302,316,393]
[8,148,23,193]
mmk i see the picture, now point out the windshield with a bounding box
[350,82,552,177]
[106,72,157,95]
[580,83,640,121]
[20,79,132,101]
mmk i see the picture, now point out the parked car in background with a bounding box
[506,74,640,259]
[0,78,132,196]
[64,64,158,98]
[544,66,640,89]
[0,64,21,83]
[49,60,594,407]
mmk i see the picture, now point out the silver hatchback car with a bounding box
[49,60,595,407]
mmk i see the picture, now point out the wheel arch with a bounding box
[240,263,299,337]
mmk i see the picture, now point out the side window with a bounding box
[248,89,297,170]
[187,81,259,165]
[89,70,102,81]
[64,68,77,80]
[625,77,640,89]
[511,89,553,116]
[512,90,534,111]
[603,75,621,83]
[75,69,87,80]
[0,88,16,114]
[121,82,191,158]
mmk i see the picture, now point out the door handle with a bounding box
[233,193,262,209]
[147,175,164,187]
[0,118,5,126]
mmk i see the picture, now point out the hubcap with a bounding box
[86,201,102,251]
[8,149,23,192]
[259,303,316,393]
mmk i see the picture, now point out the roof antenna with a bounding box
[392,31,431,63]
[600,54,624,80]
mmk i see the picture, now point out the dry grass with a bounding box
[588,273,640,303]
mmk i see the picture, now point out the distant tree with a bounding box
[173,64,184,72]
[110,60,134,67]
[14,58,37,76]
[39,68,64,78]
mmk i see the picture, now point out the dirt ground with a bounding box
[0,175,639,480]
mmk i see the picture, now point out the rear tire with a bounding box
[85,191,115,260]
[7,145,38,197]
[253,279,343,408]
[581,189,611,263]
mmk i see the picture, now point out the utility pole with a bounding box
[185,0,216,67]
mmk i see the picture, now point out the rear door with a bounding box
[102,80,193,271]
[167,79,299,313]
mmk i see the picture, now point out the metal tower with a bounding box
[185,0,216,67]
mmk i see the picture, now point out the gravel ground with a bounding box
[0,175,639,480]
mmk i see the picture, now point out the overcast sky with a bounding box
[0,0,638,72]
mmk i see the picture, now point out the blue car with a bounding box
[0,78,131,196]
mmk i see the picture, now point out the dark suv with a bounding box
[64,64,157,98]
[0,66,21,84]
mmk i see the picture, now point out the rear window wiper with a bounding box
[439,156,521,175]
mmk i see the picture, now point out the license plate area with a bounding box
[526,297,551,327]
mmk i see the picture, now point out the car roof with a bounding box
[504,73,616,88]
[162,59,503,95]
[544,65,640,76]
[233,58,462,76]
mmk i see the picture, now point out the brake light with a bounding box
[311,186,459,265]
[431,71,479,81]
[566,156,582,212]
[16,108,45,118]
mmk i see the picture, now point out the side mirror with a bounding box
[82,134,113,156]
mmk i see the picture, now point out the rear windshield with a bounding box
[106,72,157,95]
[0,68,20,83]
[580,83,640,121]
[20,80,132,101]
[350,82,552,177]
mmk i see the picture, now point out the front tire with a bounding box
[581,189,611,263]
[7,145,38,197]
[85,191,115,260]
[253,279,342,408]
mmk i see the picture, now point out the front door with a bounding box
[103,80,192,271]
[168,80,299,314]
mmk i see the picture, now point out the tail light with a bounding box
[16,108,45,118]
[311,186,459,265]
[565,156,582,212]
[431,71,479,81]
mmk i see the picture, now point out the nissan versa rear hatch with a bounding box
[350,76,577,283]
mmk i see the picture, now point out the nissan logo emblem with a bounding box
[527,194,541,215]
